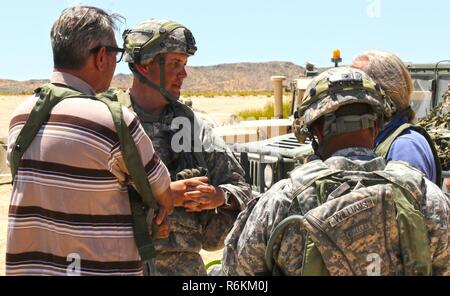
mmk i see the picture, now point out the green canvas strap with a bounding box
[265,214,329,276]
[113,88,133,110]
[96,92,158,210]
[374,166,432,275]
[11,84,159,265]
[10,84,85,181]
[301,235,329,276]
[391,186,432,275]
[92,91,159,262]
[375,123,412,159]
[375,123,442,187]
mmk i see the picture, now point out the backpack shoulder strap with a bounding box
[375,161,432,275]
[94,93,158,210]
[95,92,160,264]
[10,83,88,181]
[290,160,342,198]
[408,125,443,187]
[375,123,412,158]
[106,88,134,110]
[12,85,160,266]
[374,161,424,208]
[375,123,442,187]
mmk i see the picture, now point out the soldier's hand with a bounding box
[155,219,170,239]
[170,177,209,207]
[183,185,226,212]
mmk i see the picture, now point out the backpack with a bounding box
[265,160,432,276]
[10,84,160,273]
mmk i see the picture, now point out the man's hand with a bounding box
[170,177,209,207]
[150,186,174,240]
[183,185,226,212]
[154,186,174,224]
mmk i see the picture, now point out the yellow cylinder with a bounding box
[271,76,286,119]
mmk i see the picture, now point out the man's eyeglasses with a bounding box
[90,46,125,63]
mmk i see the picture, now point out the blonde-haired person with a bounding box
[352,50,441,185]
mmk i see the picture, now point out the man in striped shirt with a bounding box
[5,6,176,276]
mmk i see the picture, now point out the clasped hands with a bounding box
[153,177,225,239]
[171,176,226,212]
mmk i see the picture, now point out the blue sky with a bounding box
[1,0,449,80]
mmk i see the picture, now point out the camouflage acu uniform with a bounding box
[221,147,450,276]
[133,102,252,276]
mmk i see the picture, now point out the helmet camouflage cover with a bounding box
[122,18,197,65]
[293,67,394,143]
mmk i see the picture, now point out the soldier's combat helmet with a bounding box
[122,18,197,65]
[122,19,197,103]
[293,67,394,154]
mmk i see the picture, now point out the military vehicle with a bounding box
[229,55,450,195]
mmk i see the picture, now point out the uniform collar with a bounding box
[325,147,386,171]
[375,115,409,146]
[50,71,96,96]
[132,98,174,124]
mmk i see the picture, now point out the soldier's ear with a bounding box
[135,63,149,74]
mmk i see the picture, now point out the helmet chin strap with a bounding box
[129,57,179,104]
[309,129,325,160]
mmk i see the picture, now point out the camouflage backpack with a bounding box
[265,160,432,276]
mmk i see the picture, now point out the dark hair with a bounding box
[50,6,124,69]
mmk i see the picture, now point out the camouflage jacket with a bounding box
[221,147,450,276]
[133,102,252,276]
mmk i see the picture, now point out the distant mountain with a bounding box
[0,61,308,95]
[184,61,305,92]
[0,79,49,95]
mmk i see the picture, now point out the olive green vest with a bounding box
[111,89,209,178]
[375,123,442,187]
[10,84,159,269]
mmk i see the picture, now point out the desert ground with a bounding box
[0,94,273,276]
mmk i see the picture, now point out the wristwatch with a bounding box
[219,187,233,209]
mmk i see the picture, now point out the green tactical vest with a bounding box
[110,88,209,179]
[265,160,433,276]
[375,123,443,187]
[10,83,160,270]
